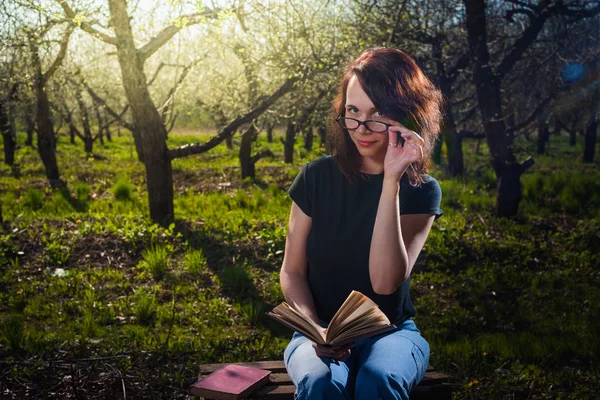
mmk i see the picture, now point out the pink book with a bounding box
[189,364,271,400]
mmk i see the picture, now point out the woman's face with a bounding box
[344,74,401,161]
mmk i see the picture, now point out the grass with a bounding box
[134,289,157,326]
[112,177,134,201]
[0,128,599,398]
[184,248,207,274]
[140,244,170,280]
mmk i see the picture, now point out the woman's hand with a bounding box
[312,342,354,362]
[312,327,354,361]
[383,124,425,181]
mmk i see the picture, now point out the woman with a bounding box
[280,47,444,400]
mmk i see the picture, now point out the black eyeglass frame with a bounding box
[335,114,392,133]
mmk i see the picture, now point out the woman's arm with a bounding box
[280,202,320,325]
[369,178,436,294]
[281,202,354,361]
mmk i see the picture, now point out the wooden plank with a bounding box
[194,360,453,400]
[415,371,450,386]
[268,373,293,384]
[198,360,434,375]
[252,385,295,399]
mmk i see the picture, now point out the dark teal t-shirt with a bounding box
[288,155,443,324]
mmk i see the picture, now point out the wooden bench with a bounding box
[194,360,455,399]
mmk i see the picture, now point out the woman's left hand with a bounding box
[384,124,424,181]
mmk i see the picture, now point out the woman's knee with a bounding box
[355,363,410,400]
[296,370,346,399]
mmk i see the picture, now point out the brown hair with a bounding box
[328,48,443,185]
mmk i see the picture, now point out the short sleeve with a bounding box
[288,162,312,217]
[400,176,444,220]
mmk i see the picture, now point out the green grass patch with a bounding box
[0,131,598,398]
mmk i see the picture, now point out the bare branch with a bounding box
[505,8,536,22]
[250,148,274,164]
[498,2,600,79]
[496,10,549,79]
[166,113,178,134]
[56,0,118,45]
[505,0,537,10]
[147,62,165,86]
[506,92,556,134]
[447,52,470,84]
[451,93,476,107]
[81,80,133,131]
[159,55,206,123]
[138,9,219,61]
[457,105,478,126]
[42,25,74,84]
[555,1,600,19]
[168,76,299,160]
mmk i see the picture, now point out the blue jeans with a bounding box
[283,319,429,400]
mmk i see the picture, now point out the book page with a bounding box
[328,324,397,347]
[332,312,389,340]
[326,291,390,342]
[268,303,325,344]
[328,291,366,330]
[328,308,379,339]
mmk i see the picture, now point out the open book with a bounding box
[267,290,396,348]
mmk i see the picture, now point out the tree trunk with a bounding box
[75,89,94,154]
[69,123,76,144]
[266,123,274,143]
[28,37,62,183]
[303,127,313,152]
[95,106,105,146]
[433,40,464,176]
[8,99,16,143]
[130,128,144,161]
[104,116,112,142]
[317,125,328,152]
[36,83,60,181]
[62,105,77,144]
[569,130,576,146]
[583,115,597,163]
[284,119,295,164]
[0,100,16,168]
[431,135,442,165]
[464,0,533,217]
[84,136,93,153]
[25,112,35,147]
[537,118,549,155]
[239,125,256,179]
[551,119,560,143]
[226,132,233,149]
[109,0,173,226]
[445,126,464,176]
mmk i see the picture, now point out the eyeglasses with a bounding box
[335,115,392,133]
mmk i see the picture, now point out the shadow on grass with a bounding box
[174,220,288,336]
[51,179,90,213]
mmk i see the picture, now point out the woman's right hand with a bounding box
[312,342,354,361]
[312,327,355,361]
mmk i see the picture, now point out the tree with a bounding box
[27,22,73,185]
[0,85,17,174]
[463,0,600,216]
[58,0,302,225]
